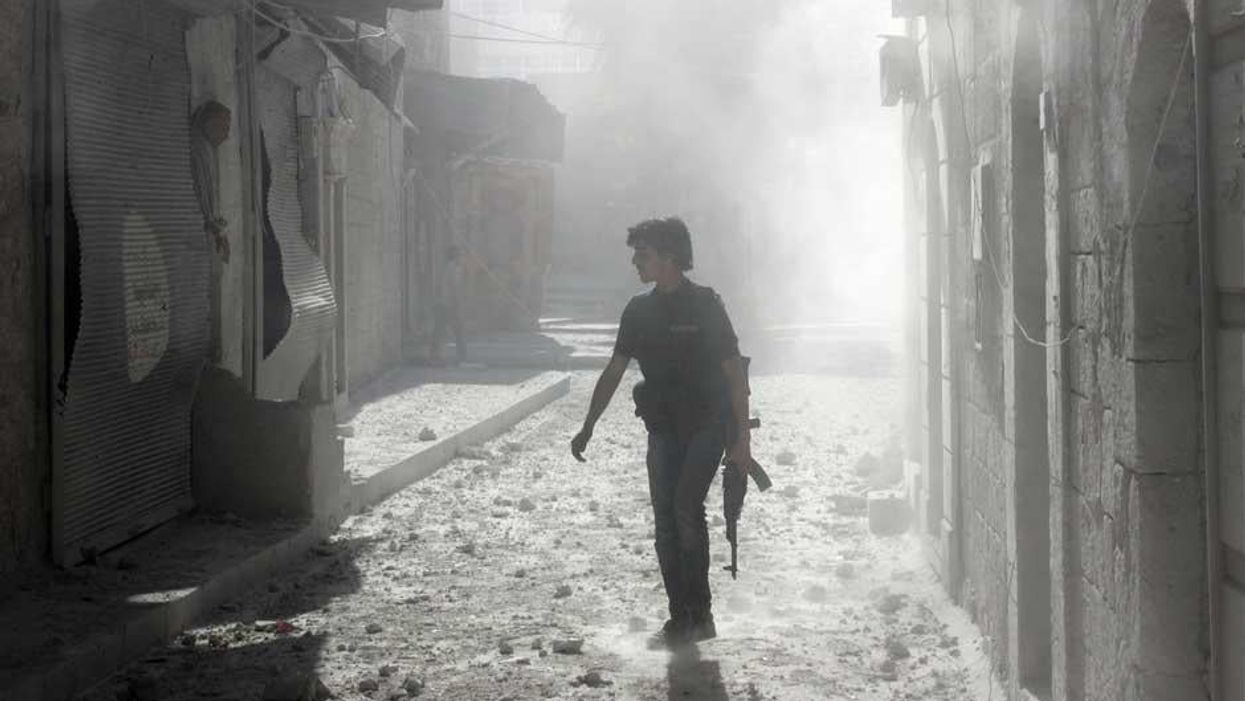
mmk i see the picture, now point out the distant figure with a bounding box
[189,100,232,262]
[430,244,467,364]
[569,217,753,649]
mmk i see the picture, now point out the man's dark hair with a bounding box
[626,217,693,271]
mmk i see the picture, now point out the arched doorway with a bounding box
[1009,11,1051,699]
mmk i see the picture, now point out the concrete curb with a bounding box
[347,372,571,509]
[8,372,572,701]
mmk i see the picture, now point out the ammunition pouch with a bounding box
[632,380,674,433]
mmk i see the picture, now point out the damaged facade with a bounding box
[894,0,1243,698]
[33,0,432,564]
[2,0,565,587]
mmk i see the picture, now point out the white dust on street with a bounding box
[82,370,997,700]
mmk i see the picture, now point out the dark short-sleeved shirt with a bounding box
[614,280,740,427]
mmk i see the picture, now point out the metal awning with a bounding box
[162,0,442,26]
[404,71,565,163]
[279,0,442,27]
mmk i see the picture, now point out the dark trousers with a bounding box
[430,302,465,362]
[647,425,725,623]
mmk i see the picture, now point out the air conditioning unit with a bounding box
[879,36,923,106]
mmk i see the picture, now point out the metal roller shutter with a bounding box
[254,66,337,401]
[58,0,208,563]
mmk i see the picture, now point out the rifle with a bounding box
[721,356,772,579]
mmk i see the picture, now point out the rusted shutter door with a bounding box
[254,66,337,401]
[58,0,208,563]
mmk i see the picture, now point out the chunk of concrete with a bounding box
[868,491,911,536]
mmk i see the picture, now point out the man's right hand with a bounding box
[570,428,592,462]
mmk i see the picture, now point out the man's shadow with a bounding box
[666,645,728,700]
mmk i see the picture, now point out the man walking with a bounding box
[570,217,753,648]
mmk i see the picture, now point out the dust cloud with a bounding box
[554,0,905,327]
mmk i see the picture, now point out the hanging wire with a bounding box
[450,9,601,47]
[252,4,390,44]
[445,33,603,48]
[938,2,1194,350]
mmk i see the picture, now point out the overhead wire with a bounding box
[252,3,390,44]
[445,33,602,48]
[449,10,598,46]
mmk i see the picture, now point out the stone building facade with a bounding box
[896,0,1241,698]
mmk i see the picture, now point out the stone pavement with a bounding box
[0,365,570,701]
[75,370,1001,701]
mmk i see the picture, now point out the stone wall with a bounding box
[0,0,44,579]
[342,79,407,392]
[908,0,1209,698]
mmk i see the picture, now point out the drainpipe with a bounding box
[1191,0,1220,695]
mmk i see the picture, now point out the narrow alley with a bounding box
[77,370,992,701]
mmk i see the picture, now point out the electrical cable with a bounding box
[941,4,1192,350]
[450,9,593,45]
[941,2,1071,348]
[252,4,390,44]
[446,32,602,49]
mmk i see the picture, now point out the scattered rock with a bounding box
[776,450,797,466]
[513,568,527,578]
[573,671,612,688]
[910,623,929,635]
[606,515,623,528]
[365,622,383,634]
[493,496,513,507]
[456,541,477,556]
[418,427,437,442]
[878,659,897,679]
[379,665,398,678]
[876,593,907,615]
[401,676,425,695]
[498,639,514,655]
[628,616,647,633]
[530,638,543,650]
[587,500,599,512]
[802,585,828,603]
[553,584,573,599]
[551,638,584,654]
[711,514,724,527]
[885,637,911,659]
[830,493,868,515]
[834,562,856,579]
[867,491,911,536]
[517,498,536,512]
[853,452,881,476]
[358,678,379,693]
[780,485,800,499]
[178,633,197,647]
